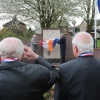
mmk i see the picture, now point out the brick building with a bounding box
[3,16,27,35]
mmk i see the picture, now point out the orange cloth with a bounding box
[48,40,53,52]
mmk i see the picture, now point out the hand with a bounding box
[56,38,60,43]
[23,45,39,60]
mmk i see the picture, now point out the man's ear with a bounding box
[21,51,25,60]
[74,45,78,52]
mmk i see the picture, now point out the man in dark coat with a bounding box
[57,33,66,63]
[0,37,60,100]
[54,32,100,100]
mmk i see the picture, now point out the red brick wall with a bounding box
[94,48,100,59]
[64,34,75,61]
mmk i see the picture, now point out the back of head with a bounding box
[72,32,94,53]
[0,37,24,60]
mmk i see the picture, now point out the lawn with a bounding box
[97,39,100,48]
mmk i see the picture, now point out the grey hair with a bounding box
[33,34,37,38]
[60,33,64,38]
[0,37,24,58]
[72,32,94,53]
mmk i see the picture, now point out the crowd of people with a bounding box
[0,31,100,100]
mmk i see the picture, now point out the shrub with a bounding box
[0,28,34,42]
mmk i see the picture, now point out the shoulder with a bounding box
[22,63,50,77]
[59,59,76,73]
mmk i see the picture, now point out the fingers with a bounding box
[24,45,29,52]
[24,45,33,52]
[23,45,39,60]
[23,45,33,56]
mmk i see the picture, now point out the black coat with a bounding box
[54,56,100,100]
[57,37,66,51]
[57,36,66,63]
[0,56,60,100]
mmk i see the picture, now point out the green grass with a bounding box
[97,39,100,48]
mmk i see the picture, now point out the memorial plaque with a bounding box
[43,29,60,59]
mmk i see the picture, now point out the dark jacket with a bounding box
[57,36,66,51]
[54,56,100,100]
[57,36,66,63]
[0,56,60,100]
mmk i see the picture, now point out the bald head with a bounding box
[75,32,93,44]
[72,32,94,56]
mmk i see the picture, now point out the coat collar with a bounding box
[0,60,27,70]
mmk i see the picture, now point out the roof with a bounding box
[60,20,70,26]
[79,20,87,26]
[3,17,26,27]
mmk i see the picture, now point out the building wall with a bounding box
[80,21,87,31]
[3,20,27,35]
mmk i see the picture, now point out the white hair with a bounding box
[0,37,24,59]
[33,34,37,38]
[72,32,94,53]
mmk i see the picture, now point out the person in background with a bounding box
[0,37,60,100]
[54,32,100,100]
[31,34,38,52]
[57,33,66,64]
